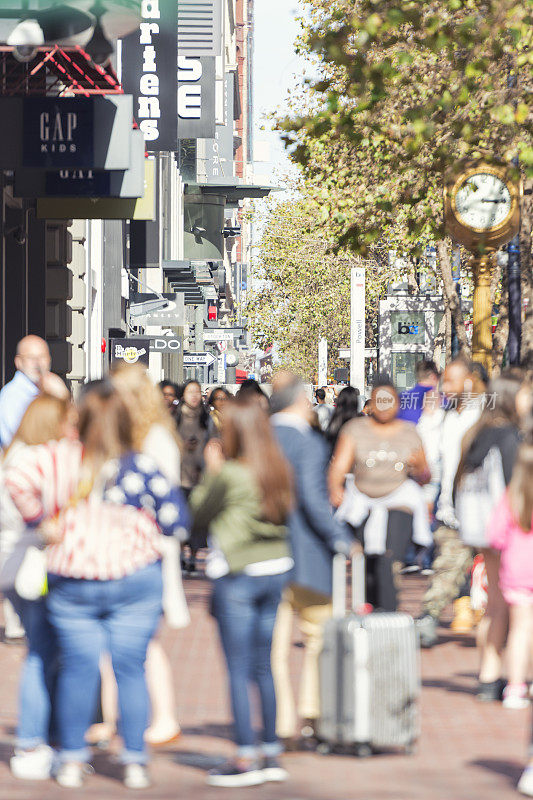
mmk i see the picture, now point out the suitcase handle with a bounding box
[332,552,366,619]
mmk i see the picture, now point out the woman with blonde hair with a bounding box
[5,380,189,789]
[1,393,75,781]
[108,364,186,747]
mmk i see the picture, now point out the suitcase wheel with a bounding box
[316,742,332,756]
[355,744,372,758]
[405,742,417,756]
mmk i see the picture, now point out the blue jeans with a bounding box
[6,592,57,750]
[212,571,287,758]
[46,561,163,765]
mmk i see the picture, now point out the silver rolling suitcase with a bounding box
[317,553,420,755]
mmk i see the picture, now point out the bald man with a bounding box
[0,335,51,448]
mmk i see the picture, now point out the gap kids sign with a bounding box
[122,0,178,151]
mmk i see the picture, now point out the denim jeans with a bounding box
[46,561,163,765]
[212,571,287,758]
[6,592,57,750]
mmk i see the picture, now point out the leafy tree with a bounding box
[277,0,533,366]
[245,193,399,381]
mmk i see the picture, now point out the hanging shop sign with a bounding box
[177,56,216,140]
[122,0,178,151]
[36,159,156,220]
[15,131,146,199]
[130,293,186,326]
[0,96,133,170]
[204,73,234,181]
[110,338,150,367]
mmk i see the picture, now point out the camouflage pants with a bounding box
[422,526,474,620]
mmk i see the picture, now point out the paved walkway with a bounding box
[0,572,529,800]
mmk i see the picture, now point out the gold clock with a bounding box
[444,161,521,252]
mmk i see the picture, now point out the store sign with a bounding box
[397,322,420,335]
[15,130,146,199]
[36,159,156,220]
[20,96,132,170]
[122,0,178,151]
[110,338,150,367]
[131,293,185,326]
[204,74,234,181]
[177,56,216,139]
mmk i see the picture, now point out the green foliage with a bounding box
[245,194,401,381]
[279,0,533,255]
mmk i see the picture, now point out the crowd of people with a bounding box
[1,336,533,793]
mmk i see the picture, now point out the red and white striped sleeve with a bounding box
[4,443,50,524]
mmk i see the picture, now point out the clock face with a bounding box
[453,172,512,231]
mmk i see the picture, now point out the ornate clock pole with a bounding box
[470,251,494,371]
[444,160,522,375]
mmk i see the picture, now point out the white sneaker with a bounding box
[124,763,151,790]
[10,745,53,780]
[518,767,533,796]
[56,762,93,788]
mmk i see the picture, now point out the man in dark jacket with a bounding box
[270,372,354,746]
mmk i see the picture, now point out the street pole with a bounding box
[350,266,365,393]
[507,231,522,365]
[318,337,327,386]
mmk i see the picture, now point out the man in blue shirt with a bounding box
[397,359,440,425]
[0,335,51,449]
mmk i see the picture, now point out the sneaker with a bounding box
[421,568,434,576]
[400,565,421,574]
[124,763,151,790]
[261,756,288,783]
[56,762,93,788]
[518,766,533,796]
[416,614,438,648]
[206,759,265,788]
[503,684,530,710]
[10,745,53,780]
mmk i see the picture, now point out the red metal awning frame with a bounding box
[0,45,122,96]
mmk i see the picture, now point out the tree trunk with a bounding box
[520,179,533,369]
[492,269,509,375]
[432,306,447,367]
[436,239,470,355]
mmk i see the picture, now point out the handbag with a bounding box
[455,447,506,548]
[14,545,47,601]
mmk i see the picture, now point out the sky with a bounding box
[252,0,307,186]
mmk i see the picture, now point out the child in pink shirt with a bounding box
[489,442,533,712]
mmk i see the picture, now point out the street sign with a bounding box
[183,352,216,367]
[203,330,234,342]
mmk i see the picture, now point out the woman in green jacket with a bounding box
[190,397,293,789]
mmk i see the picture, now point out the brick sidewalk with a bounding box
[0,572,529,800]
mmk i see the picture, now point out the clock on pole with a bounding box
[444,161,522,372]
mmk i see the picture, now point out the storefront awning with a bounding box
[185,181,278,206]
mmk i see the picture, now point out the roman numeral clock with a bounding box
[444,161,522,372]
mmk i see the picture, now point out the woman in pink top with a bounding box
[489,438,533,712]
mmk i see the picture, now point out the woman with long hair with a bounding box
[5,380,189,790]
[176,379,211,573]
[1,394,74,781]
[328,379,430,612]
[325,386,361,452]
[82,365,186,749]
[190,398,293,788]
[208,386,231,433]
[455,369,528,702]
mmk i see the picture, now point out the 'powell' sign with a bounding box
[122,0,178,152]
